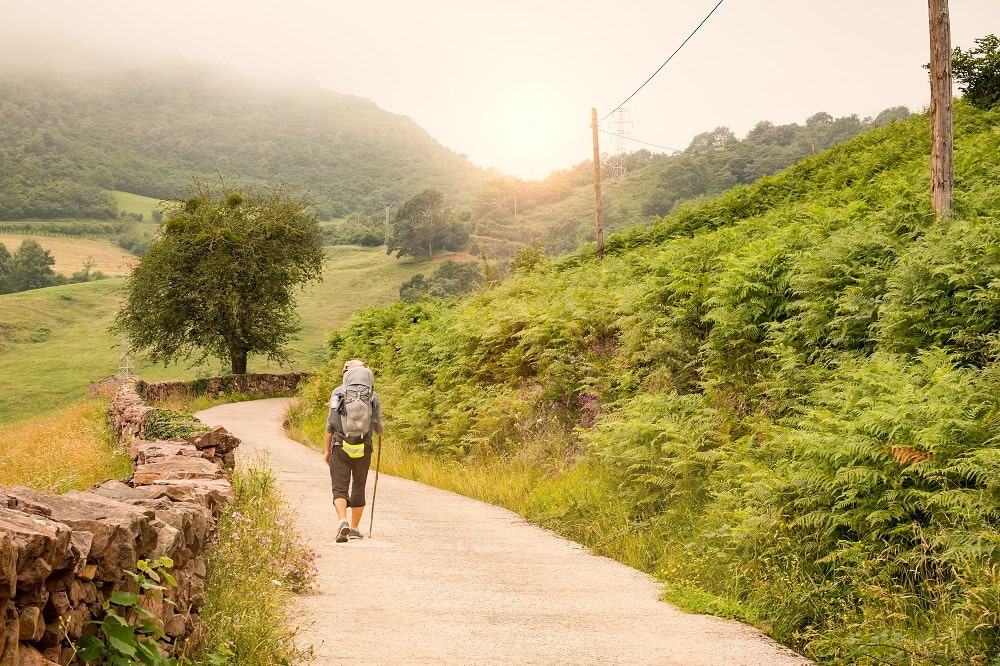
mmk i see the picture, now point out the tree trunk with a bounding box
[928,0,954,221]
[230,350,248,375]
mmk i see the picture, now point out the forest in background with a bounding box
[0,61,492,221]
[0,53,909,263]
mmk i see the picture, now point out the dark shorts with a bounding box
[328,445,372,507]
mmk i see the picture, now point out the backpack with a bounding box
[336,366,375,457]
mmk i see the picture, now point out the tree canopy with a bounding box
[112,179,324,374]
[952,34,1000,109]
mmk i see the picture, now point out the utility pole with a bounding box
[928,0,954,221]
[591,108,604,260]
[381,201,394,246]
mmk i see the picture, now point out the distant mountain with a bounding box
[0,56,493,220]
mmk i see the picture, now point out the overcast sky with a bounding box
[5,1,999,180]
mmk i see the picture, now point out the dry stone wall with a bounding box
[0,374,303,665]
[136,372,308,403]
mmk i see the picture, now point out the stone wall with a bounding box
[0,374,301,665]
[136,372,308,403]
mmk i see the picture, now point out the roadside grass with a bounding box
[0,398,131,492]
[196,461,315,666]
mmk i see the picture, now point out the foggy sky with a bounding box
[4,0,999,180]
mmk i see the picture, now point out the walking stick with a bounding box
[368,434,382,538]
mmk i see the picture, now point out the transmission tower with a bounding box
[118,335,134,378]
[609,108,631,181]
[381,201,394,246]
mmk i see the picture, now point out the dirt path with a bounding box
[196,398,814,665]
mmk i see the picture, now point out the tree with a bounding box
[388,189,468,259]
[952,34,1000,109]
[873,106,912,127]
[112,179,324,374]
[0,243,10,294]
[8,239,58,292]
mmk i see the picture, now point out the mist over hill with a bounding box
[0,44,493,221]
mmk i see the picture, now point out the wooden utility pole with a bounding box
[928,0,954,221]
[591,108,604,260]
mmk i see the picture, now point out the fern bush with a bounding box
[741,351,1000,661]
[878,216,1000,366]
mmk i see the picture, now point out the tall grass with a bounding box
[0,399,131,492]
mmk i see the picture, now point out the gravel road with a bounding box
[197,398,814,665]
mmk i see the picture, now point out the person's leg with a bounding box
[329,449,352,541]
[347,451,372,531]
[334,497,348,521]
[350,505,364,530]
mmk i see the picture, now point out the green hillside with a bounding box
[302,100,1000,664]
[0,246,428,424]
[0,60,492,221]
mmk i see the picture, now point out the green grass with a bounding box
[0,245,430,424]
[111,190,163,221]
[292,246,428,367]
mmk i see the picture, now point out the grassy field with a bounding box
[111,190,163,220]
[0,233,137,277]
[0,244,430,424]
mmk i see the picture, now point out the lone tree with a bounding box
[387,188,469,259]
[113,179,324,374]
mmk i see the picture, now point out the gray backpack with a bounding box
[339,366,375,448]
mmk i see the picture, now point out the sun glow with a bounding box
[482,86,585,181]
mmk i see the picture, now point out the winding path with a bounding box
[196,398,813,665]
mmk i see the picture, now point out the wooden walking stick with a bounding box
[368,434,382,538]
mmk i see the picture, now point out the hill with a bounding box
[301,100,1000,663]
[0,54,492,221]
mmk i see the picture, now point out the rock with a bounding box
[132,458,224,486]
[12,643,57,666]
[0,602,14,661]
[164,612,186,638]
[0,509,72,592]
[133,440,202,465]
[16,607,43,643]
[0,534,17,601]
[0,613,16,666]
[3,489,156,583]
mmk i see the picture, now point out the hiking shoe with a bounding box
[336,520,350,543]
[348,529,364,540]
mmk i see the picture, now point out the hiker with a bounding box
[324,359,384,543]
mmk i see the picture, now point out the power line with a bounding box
[598,128,682,154]
[601,0,726,124]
